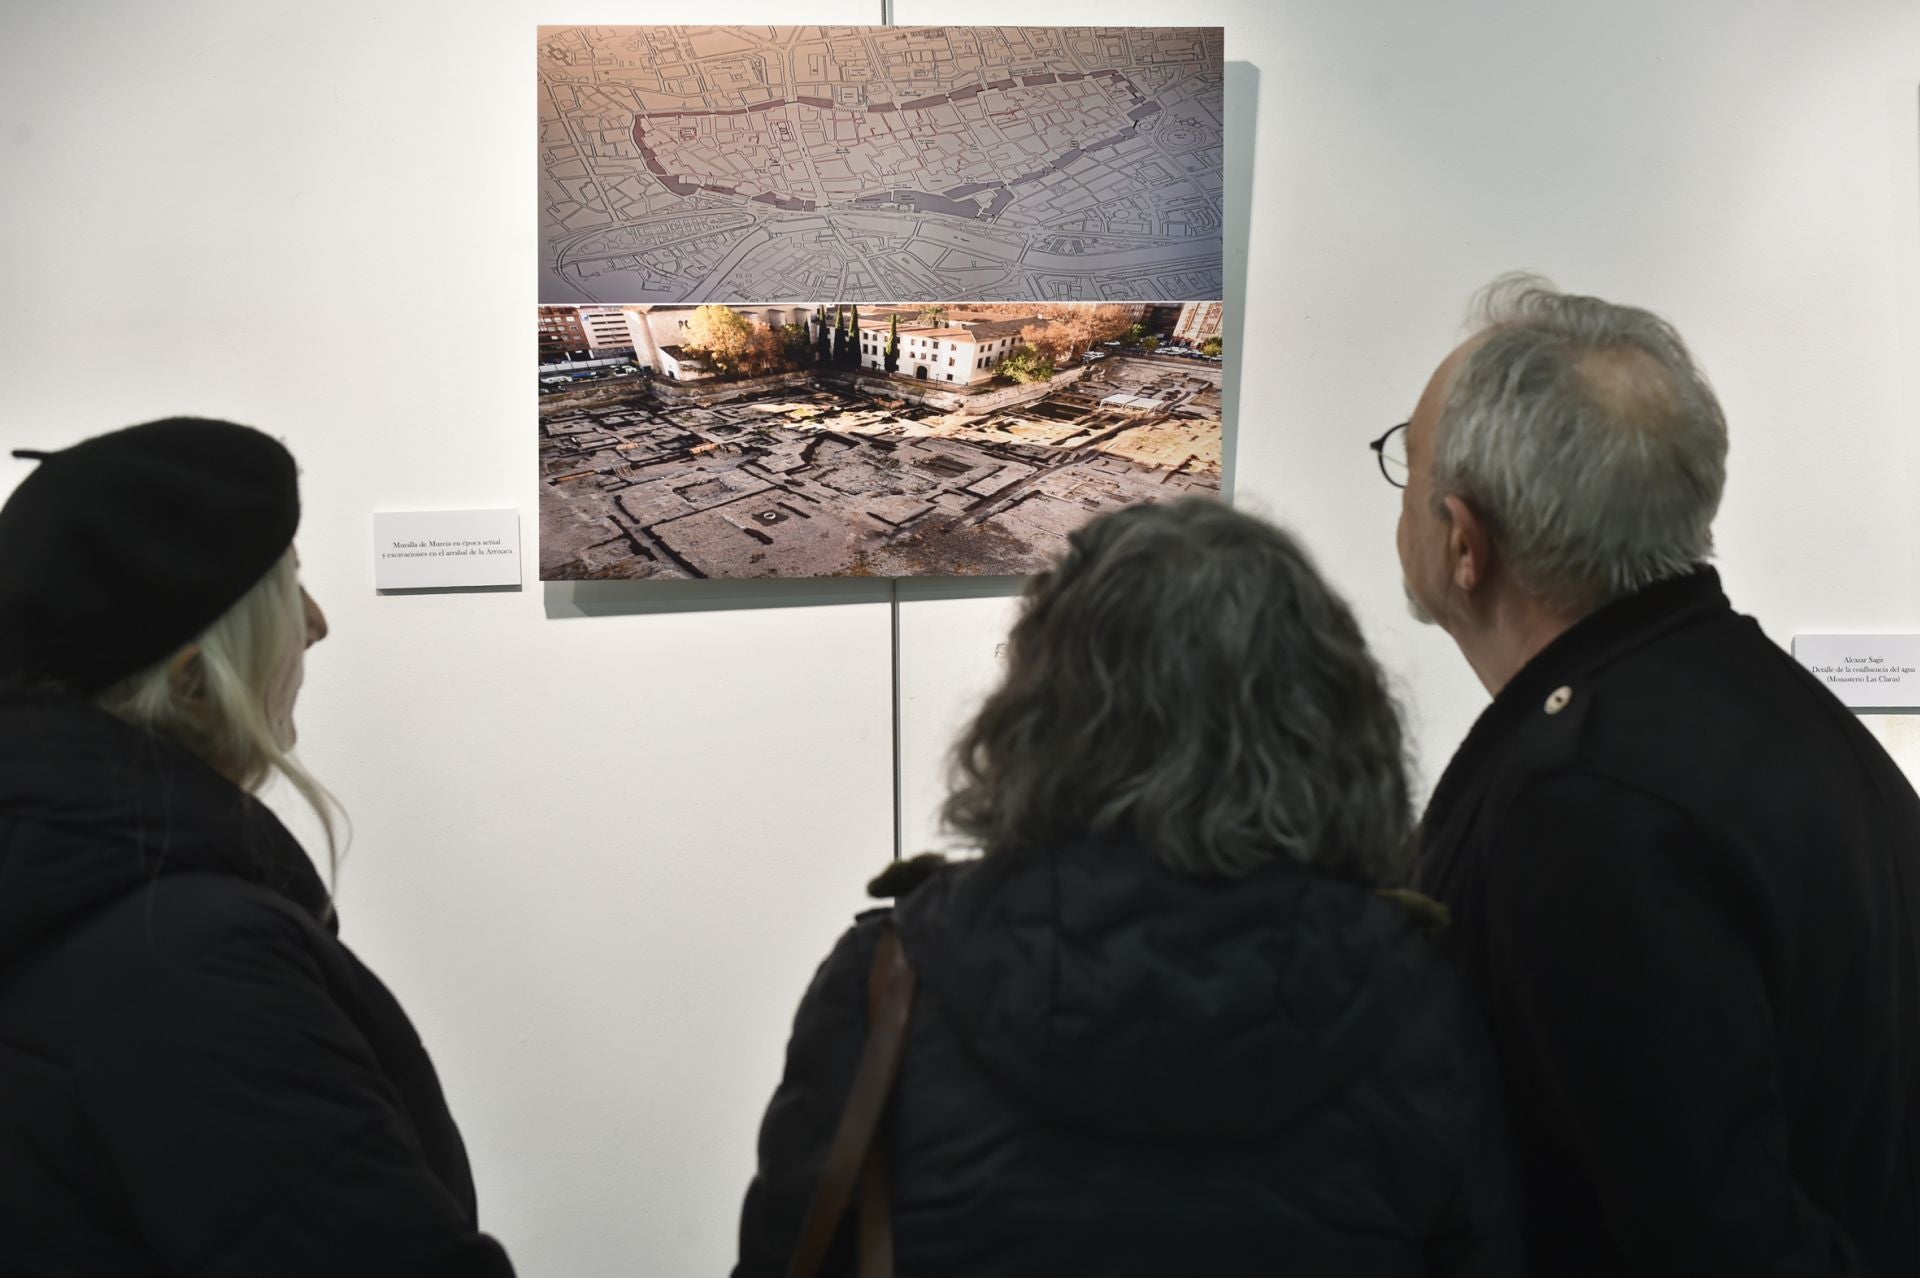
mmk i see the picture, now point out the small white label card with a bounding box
[374,509,521,591]
[1791,634,1920,709]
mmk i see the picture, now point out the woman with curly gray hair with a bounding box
[736,498,1520,1277]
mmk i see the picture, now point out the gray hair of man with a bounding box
[944,497,1414,886]
[1433,273,1729,614]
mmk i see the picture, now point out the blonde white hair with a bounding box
[94,549,342,889]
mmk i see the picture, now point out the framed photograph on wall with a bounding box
[537,25,1225,580]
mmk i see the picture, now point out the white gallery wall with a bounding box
[3,1,1918,1272]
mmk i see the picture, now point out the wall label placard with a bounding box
[1791,634,1920,709]
[374,509,520,591]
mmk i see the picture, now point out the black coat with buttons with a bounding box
[0,689,515,1276]
[1418,568,1920,1276]
[735,839,1524,1277]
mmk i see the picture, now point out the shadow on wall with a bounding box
[542,574,1031,621]
[545,576,889,620]
[1220,60,1257,499]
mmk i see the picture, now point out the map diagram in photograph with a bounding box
[538,26,1224,305]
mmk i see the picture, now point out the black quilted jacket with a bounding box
[0,690,514,1276]
[734,840,1523,1276]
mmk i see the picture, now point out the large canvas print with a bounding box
[537,26,1226,581]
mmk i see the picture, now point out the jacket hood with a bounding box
[0,688,328,972]
[893,840,1429,1142]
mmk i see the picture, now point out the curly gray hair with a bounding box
[1434,273,1729,613]
[944,498,1414,885]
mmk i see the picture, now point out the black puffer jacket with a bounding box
[0,690,514,1276]
[735,841,1521,1276]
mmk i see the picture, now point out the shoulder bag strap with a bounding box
[788,925,917,1278]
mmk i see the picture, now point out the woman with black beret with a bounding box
[0,419,514,1275]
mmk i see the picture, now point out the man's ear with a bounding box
[1441,494,1494,596]
[165,644,205,701]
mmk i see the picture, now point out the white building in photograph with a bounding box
[606,303,1056,385]
[622,305,697,373]
[575,306,637,352]
[1172,300,1224,345]
[653,344,712,382]
[853,315,1037,385]
[620,305,809,373]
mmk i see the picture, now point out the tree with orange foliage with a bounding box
[1086,304,1136,348]
[740,325,795,375]
[1019,322,1073,365]
[1025,303,1136,361]
[684,304,756,375]
[998,345,1055,383]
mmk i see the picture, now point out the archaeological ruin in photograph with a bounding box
[538,301,1223,579]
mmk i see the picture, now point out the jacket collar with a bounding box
[895,839,1427,1141]
[0,687,332,970]
[1422,566,1730,848]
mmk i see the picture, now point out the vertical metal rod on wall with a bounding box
[890,579,903,862]
[884,0,900,863]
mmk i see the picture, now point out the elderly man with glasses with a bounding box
[1385,274,1920,1276]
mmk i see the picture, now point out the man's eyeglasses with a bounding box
[1369,422,1409,489]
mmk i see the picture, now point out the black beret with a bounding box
[0,417,301,695]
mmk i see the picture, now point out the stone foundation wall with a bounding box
[553,363,1100,415]
[833,364,1091,414]
[649,370,817,406]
